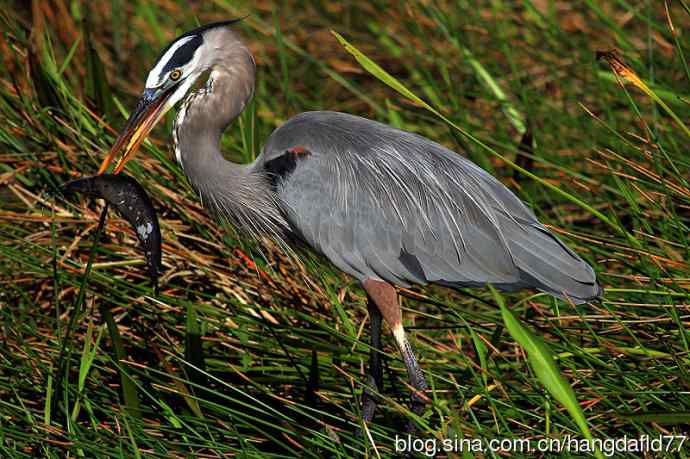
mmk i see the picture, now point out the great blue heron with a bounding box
[97,20,601,427]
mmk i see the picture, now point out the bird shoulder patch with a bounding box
[264,146,311,188]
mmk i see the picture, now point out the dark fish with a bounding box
[63,174,162,289]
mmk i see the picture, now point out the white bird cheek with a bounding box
[166,76,198,110]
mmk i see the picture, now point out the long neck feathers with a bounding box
[172,36,288,241]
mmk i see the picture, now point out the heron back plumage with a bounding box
[257,111,600,304]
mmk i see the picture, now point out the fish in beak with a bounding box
[98,86,177,175]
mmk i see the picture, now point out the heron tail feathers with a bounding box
[505,219,602,304]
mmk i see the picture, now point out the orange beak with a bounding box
[98,86,175,175]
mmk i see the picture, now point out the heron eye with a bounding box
[169,69,182,81]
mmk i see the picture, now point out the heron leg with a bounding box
[362,279,428,432]
[362,296,384,422]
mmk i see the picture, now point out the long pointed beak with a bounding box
[98,86,175,175]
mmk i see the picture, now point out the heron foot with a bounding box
[405,387,429,435]
[362,295,384,423]
[362,374,380,423]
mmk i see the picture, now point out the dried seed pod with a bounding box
[64,174,162,289]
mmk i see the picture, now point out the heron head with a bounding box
[98,19,244,175]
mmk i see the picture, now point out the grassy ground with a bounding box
[1,1,690,458]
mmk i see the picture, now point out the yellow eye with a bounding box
[169,69,182,81]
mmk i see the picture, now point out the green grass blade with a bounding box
[623,412,690,425]
[184,302,205,417]
[43,369,53,426]
[490,287,604,459]
[462,46,526,134]
[101,305,141,418]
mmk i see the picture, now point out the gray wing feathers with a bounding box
[498,214,599,301]
[264,111,600,303]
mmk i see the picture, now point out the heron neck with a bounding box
[172,47,287,237]
[172,38,255,187]
[173,41,255,172]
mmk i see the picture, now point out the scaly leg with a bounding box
[362,279,428,432]
[362,297,383,422]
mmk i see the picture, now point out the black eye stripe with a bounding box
[151,19,245,84]
[158,34,203,78]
